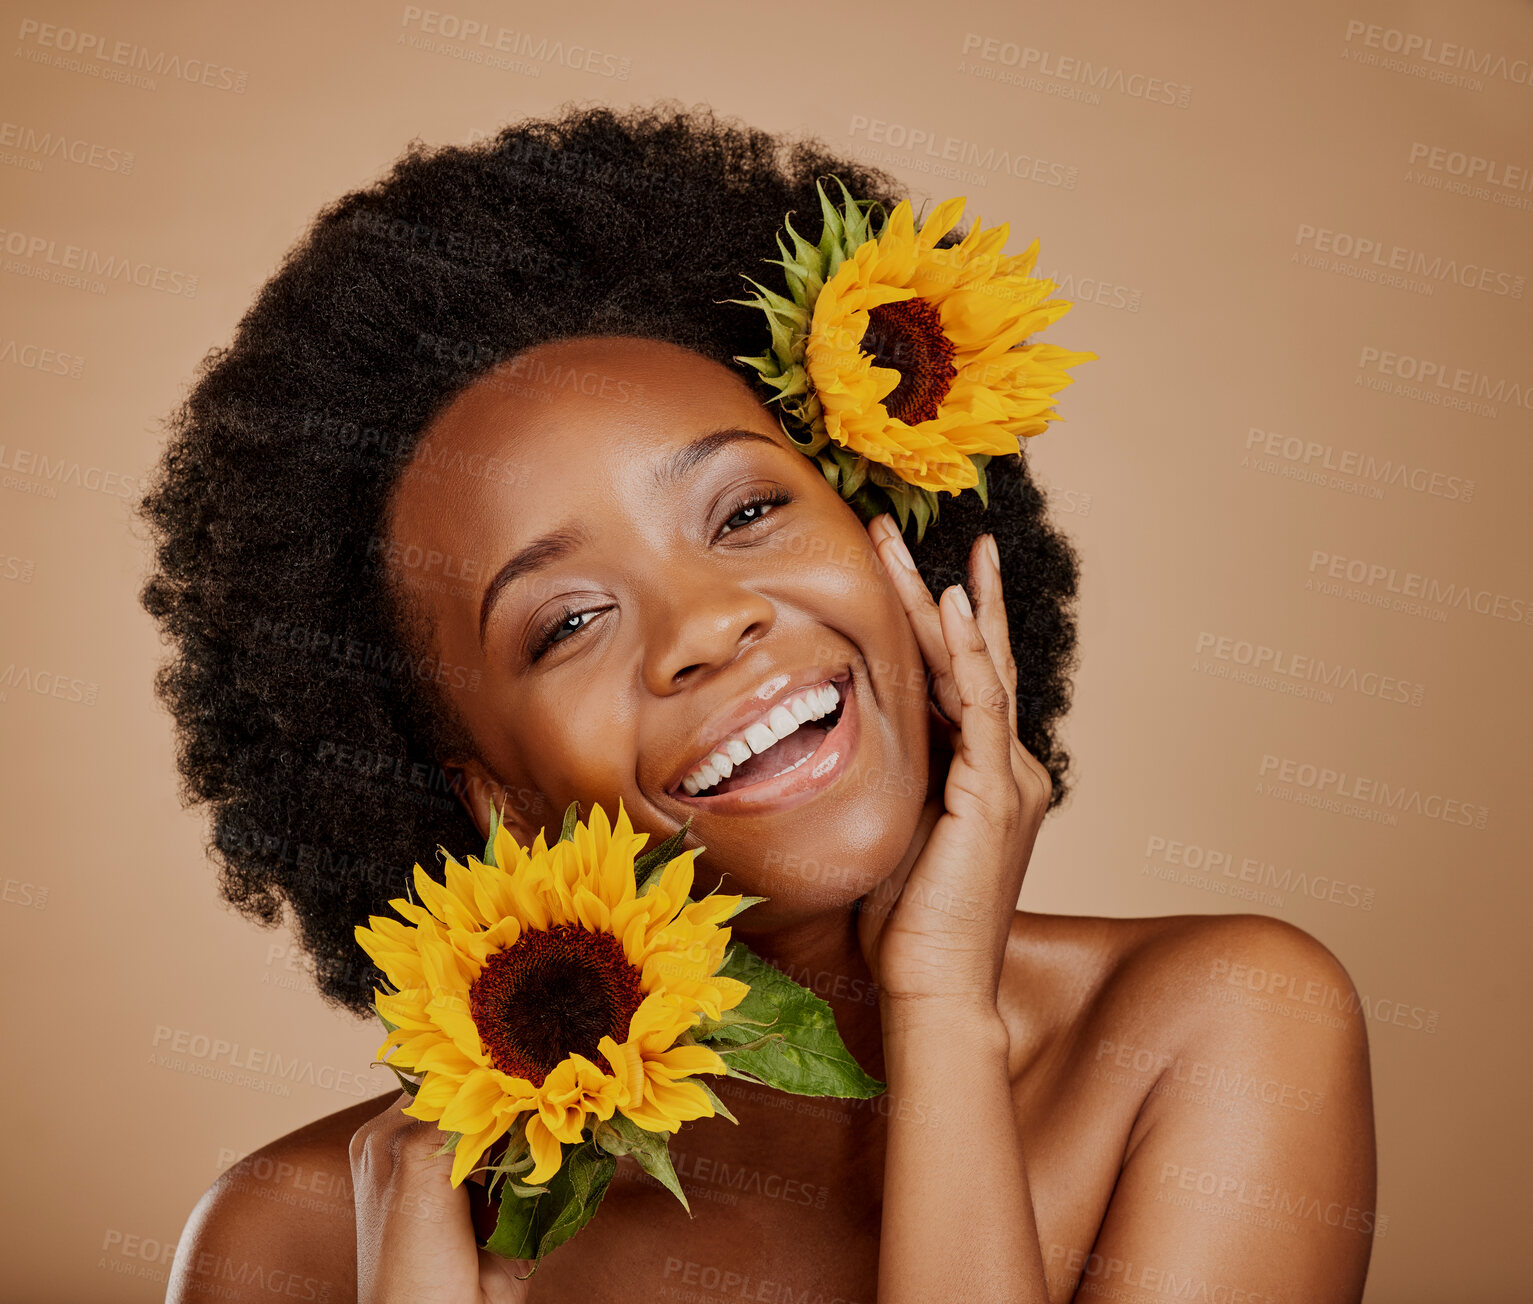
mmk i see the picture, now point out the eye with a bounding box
[719,486,792,537]
[529,605,602,660]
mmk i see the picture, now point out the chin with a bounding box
[694,779,927,925]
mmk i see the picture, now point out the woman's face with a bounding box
[385,335,931,926]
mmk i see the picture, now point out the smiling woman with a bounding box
[141,103,1375,1304]
[387,336,936,900]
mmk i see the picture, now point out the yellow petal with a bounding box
[647,1043,727,1079]
[450,1110,514,1188]
[524,1113,564,1185]
[439,1068,507,1134]
[916,195,967,251]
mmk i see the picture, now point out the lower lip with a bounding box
[671,674,860,816]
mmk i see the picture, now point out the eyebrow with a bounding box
[477,426,781,647]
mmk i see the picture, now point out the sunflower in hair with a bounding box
[736,180,1095,540]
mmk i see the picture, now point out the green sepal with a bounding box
[483,797,504,867]
[483,1139,618,1273]
[695,1077,740,1125]
[693,944,885,1099]
[431,1129,465,1159]
[835,451,870,498]
[909,489,933,541]
[728,895,767,918]
[971,454,992,509]
[776,411,827,456]
[478,1126,550,1201]
[592,1115,691,1215]
[371,1057,422,1098]
[632,816,698,894]
[558,800,581,844]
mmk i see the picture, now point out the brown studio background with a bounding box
[2,0,1529,1299]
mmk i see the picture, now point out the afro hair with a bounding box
[137,102,1082,1018]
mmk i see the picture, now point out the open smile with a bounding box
[668,670,859,816]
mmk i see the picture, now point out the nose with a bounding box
[641,567,776,695]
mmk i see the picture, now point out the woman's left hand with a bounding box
[857,513,1054,1011]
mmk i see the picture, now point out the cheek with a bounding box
[466,691,640,824]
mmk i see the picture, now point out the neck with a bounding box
[706,787,946,1155]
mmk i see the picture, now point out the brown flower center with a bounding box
[468,924,643,1087]
[859,297,958,425]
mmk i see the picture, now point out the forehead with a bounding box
[384,335,782,587]
[418,335,768,467]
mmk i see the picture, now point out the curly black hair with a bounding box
[137,102,1083,1019]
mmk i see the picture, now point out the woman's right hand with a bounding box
[350,1090,533,1303]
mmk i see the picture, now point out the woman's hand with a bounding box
[857,513,1054,1012]
[350,1090,532,1303]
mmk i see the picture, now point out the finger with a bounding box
[966,533,1051,806]
[970,533,1019,740]
[868,515,963,724]
[937,584,1019,825]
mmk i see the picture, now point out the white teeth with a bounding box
[766,705,800,739]
[681,677,846,796]
[743,721,778,755]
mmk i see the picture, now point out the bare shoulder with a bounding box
[1002,909,1372,1073]
[165,1090,394,1304]
[1003,911,1377,1302]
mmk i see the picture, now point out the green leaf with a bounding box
[595,1114,691,1214]
[558,800,581,844]
[483,1139,618,1272]
[684,1005,777,1040]
[695,944,885,1099]
[632,816,698,894]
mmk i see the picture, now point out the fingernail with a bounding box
[983,534,1000,572]
[947,585,972,618]
[887,526,917,573]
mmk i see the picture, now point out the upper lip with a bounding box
[665,662,851,795]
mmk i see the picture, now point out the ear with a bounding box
[444,755,551,850]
